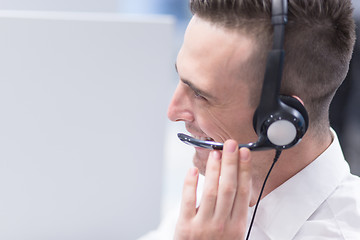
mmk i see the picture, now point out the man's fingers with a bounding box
[197,150,221,219]
[179,167,199,220]
[214,139,239,219]
[177,143,252,240]
[231,147,252,222]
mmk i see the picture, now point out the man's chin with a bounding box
[193,148,211,175]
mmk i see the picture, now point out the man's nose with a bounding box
[167,83,194,122]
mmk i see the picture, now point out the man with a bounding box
[142,0,360,239]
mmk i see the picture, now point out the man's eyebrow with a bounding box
[175,62,216,100]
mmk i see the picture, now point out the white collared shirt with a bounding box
[140,130,360,240]
[248,130,360,239]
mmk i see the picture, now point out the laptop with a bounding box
[0,10,174,240]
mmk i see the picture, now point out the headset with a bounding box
[178,0,309,151]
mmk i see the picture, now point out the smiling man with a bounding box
[144,0,360,239]
[170,19,258,174]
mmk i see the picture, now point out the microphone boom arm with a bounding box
[177,133,273,151]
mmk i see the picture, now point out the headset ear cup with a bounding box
[280,95,309,132]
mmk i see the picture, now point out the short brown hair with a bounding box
[190,0,356,134]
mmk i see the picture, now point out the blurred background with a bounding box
[0,0,358,240]
[0,1,191,240]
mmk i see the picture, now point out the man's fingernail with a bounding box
[240,148,250,162]
[225,140,237,153]
[211,150,221,160]
[190,167,198,176]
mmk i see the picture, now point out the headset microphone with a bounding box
[178,0,308,151]
[177,133,271,151]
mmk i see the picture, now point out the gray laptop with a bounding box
[0,10,174,240]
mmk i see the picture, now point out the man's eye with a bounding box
[193,91,206,100]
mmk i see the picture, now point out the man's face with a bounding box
[168,16,259,175]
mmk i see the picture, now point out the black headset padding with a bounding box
[279,95,309,131]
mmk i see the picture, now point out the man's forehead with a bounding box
[184,16,255,62]
[181,19,256,79]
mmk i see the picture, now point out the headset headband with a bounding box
[253,0,288,135]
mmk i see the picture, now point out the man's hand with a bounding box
[174,140,252,240]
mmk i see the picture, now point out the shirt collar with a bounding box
[249,129,350,239]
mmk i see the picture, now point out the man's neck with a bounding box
[249,129,333,206]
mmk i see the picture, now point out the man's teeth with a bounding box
[193,136,213,141]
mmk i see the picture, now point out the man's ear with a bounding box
[291,95,304,106]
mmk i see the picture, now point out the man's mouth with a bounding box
[191,135,214,142]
